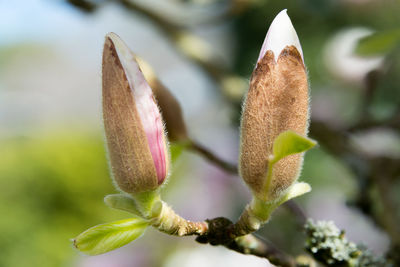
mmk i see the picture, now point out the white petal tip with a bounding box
[105,32,126,52]
[258,9,304,63]
[104,33,145,91]
[105,32,118,39]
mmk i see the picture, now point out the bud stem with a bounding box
[130,192,208,236]
[232,185,310,238]
[150,201,208,236]
[232,197,276,236]
[130,191,162,218]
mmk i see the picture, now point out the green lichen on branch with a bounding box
[304,219,391,267]
[356,245,391,267]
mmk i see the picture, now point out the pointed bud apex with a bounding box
[102,33,169,193]
[258,9,303,63]
[239,11,309,201]
[136,57,189,142]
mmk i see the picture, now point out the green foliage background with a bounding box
[0,133,122,266]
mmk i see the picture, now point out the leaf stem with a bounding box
[263,159,275,200]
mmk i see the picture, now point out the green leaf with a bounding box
[272,131,316,163]
[277,182,312,206]
[104,194,143,218]
[73,218,148,255]
[355,29,400,56]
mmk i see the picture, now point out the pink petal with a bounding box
[107,33,167,184]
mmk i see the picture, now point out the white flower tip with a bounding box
[105,33,142,83]
[105,32,130,59]
[258,9,304,63]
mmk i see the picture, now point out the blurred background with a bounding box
[1,0,399,266]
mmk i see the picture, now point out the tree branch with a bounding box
[186,140,238,174]
[195,217,297,267]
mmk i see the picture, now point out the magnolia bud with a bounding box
[239,10,309,201]
[102,33,169,193]
[136,57,189,142]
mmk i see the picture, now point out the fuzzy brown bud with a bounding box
[102,33,169,193]
[239,10,309,201]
